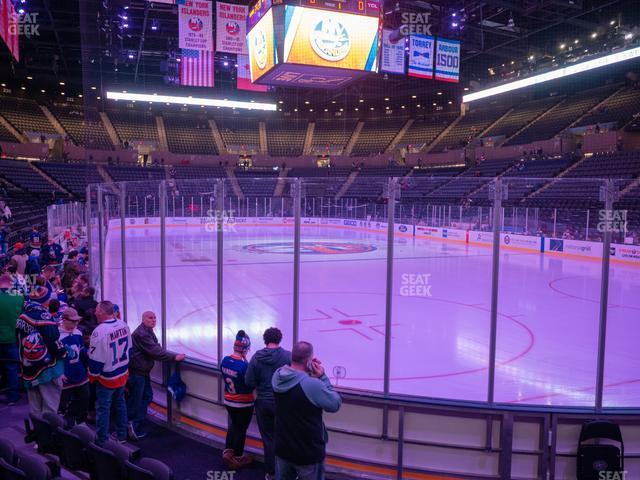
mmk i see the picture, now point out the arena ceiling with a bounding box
[1,0,638,111]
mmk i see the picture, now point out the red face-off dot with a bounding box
[338,319,363,325]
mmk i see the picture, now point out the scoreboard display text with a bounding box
[297,0,380,16]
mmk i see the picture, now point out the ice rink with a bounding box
[103,222,640,407]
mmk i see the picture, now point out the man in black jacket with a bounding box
[127,311,185,440]
[272,341,341,480]
[245,328,291,480]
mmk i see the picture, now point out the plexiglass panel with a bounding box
[391,176,493,401]
[299,177,389,393]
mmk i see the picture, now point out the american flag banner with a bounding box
[0,0,19,62]
[180,49,214,87]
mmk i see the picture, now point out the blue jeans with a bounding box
[126,374,153,431]
[276,457,325,480]
[95,383,128,444]
[0,343,20,402]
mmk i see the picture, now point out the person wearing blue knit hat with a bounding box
[220,330,255,469]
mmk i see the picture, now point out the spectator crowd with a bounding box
[0,222,342,480]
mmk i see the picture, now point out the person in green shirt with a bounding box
[0,273,24,405]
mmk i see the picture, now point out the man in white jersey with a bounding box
[88,301,131,444]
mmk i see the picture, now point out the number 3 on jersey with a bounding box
[109,337,129,367]
[225,377,236,395]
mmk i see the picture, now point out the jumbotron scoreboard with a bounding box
[247,0,382,89]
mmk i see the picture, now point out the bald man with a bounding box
[127,311,185,440]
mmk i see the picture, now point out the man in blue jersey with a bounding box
[220,330,255,469]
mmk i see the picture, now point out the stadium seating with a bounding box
[431,105,510,152]
[505,85,617,145]
[47,103,114,150]
[530,151,640,205]
[107,109,160,146]
[575,86,640,129]
[398,113,457,150]
[0,96,57,136]
[0,120,19,142]
[0,159,61,194]
[350,117,407,156]
[163,114,218,155]
[217,116,260,152]
[38,162,103,197]
[311,118,358,154]
[266,119,308,157]
[234,168,279,196]
[482,97,560,141]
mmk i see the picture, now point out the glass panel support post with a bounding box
[382,178,397,438]
[292,179,302,344]
[487,179,504,405]
[159,180,172,426]
[119,183,128,324]
[216,179,225,404]
[159,181,167,349]
[595,180,617,411]
[97,186,105,301]
[86,185,94,294]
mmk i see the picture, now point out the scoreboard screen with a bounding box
[283,5,379,72]
[297,0,380,17]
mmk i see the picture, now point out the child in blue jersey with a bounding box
[220,330,255,470]
[58,307,89,427]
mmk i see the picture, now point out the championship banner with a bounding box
[178,0,213,52]
[381,28,405,74]
[216,2,247,54]
[408,34,434,79]
[0,0,19,61]
[237,54,268,92]
[435,38,460,83]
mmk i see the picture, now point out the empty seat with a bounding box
[125,458,174,480]
[57,427,90,471]
[0,438,15,464]
[87,440,132,480]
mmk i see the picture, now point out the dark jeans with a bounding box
[275,456,324,480]
[126,374,153,431]
[95,383,127,444]
[0,343,20,402]
[255,399,276,474]
[59,383,89,427]
[225,405,254,457]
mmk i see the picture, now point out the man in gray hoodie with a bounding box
[245,327,291,480]
[272,341,341,480]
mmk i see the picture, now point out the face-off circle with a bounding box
[242,241,377,255]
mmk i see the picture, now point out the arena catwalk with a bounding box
[103,220,640,407]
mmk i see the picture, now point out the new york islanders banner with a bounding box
[408,34,434,79]
[216,2,247,54]
[435,38,460,83]
[178,0,213,52]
